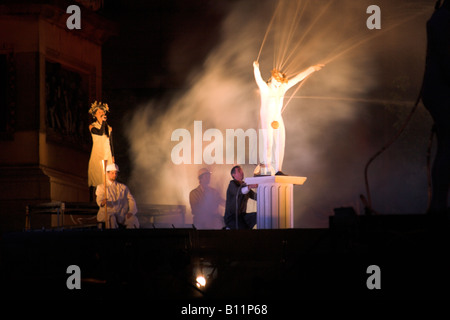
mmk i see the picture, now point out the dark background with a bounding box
[98,0,229,181]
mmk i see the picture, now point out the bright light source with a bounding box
[196,275,206,288]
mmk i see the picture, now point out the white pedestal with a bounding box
[244,176,307,229]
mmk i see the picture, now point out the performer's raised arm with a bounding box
[253,61,267,89]
[286,64,324,90]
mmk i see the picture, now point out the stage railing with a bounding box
[136,204,186,228]
[25,201,99,230]
[25,202,186,230]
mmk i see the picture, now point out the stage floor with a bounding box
[1,214,449,301]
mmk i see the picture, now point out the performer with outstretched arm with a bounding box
[253,61,324,175]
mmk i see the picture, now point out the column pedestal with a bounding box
[244,176,307,229]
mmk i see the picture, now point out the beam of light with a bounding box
[280,0,334,73]
[127,0,432,230]
[256,1,431,115]
[275,0,307,71]
[281,75,309,113]
[284,95,418,106]
[321,9,429,66]
[280,5,430,114]
[256,0,281,63]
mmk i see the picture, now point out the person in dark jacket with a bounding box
[224,166,258,229]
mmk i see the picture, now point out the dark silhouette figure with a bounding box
[422,0,450,217]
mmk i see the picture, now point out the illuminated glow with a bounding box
[126,0,431,231]
[101,159,108,171]
[196,275,206,288]
[253,61,323,174]
[270,69,288,83]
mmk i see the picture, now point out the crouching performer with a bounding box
[96,163,140,229]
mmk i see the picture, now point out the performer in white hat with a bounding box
[95,163,140,229]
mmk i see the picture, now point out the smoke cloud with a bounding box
[125,0,435,228]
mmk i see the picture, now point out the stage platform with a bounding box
[1,213,449,301]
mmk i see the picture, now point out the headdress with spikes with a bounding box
[270,69,288,84]
[88,101,109,117]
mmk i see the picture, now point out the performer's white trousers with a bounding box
[260,115,285,173]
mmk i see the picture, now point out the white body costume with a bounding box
[88,121,113,187]
[96,180,140,229]
[253,63,316,174]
